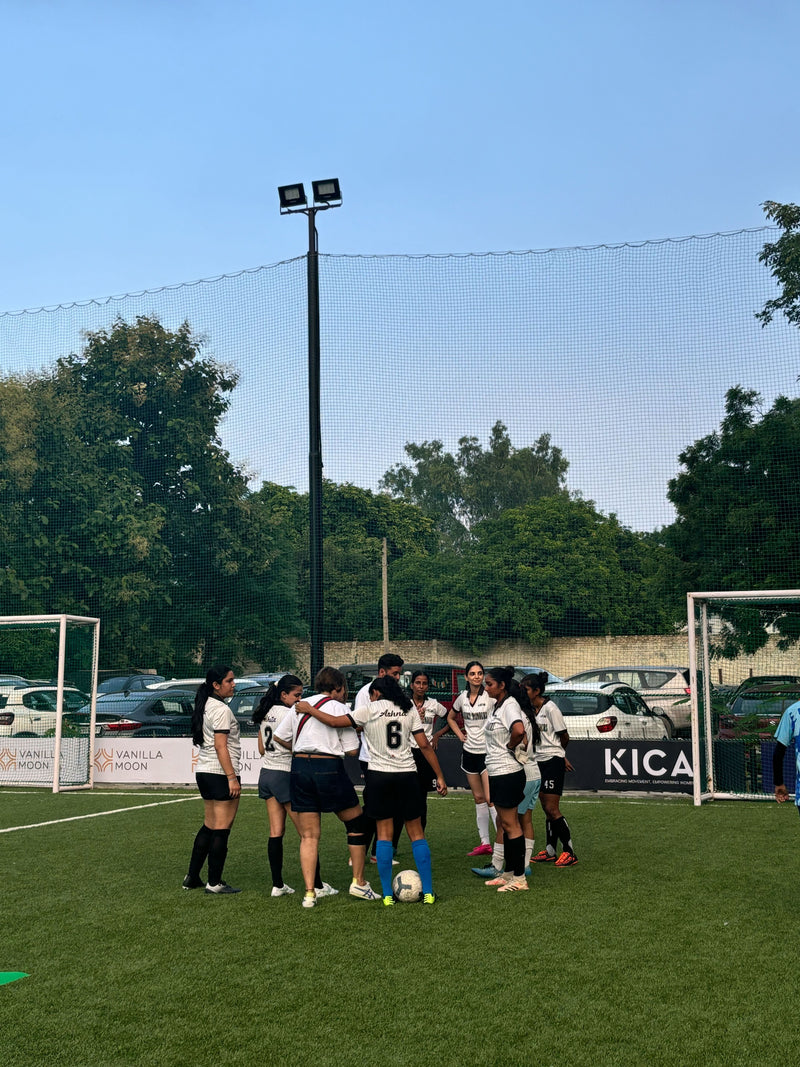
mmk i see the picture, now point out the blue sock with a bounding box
[376,840,394,897]
[411,838,433,896]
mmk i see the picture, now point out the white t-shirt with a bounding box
[260,703,293,772]
[523,715,541,782]
[484,695,525,776]
[274,693,359,757]
[409,697,447,749]
[350,699,424,774]
[354,680,374,762]
[195,696,241,775]
[535,699,568,762]
[452,689,495,754]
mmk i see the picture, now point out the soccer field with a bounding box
[1,789,797,1067]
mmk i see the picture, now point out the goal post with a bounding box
[688,590,800,806]
[0,614,100,792]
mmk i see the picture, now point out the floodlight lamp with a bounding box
[312,178,342,205]
[278,183,308,212]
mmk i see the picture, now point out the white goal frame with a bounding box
[0,614,100,792]
[688,590,800,805]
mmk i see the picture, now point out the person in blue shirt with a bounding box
[772,700,800,809]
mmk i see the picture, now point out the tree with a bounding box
[757,201,800,327]
[390,496,675,647]
[380,421,568,547]
[666,386,800,654]
[0,316,299,669]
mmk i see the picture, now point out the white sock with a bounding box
[476,802,491,844]
[492,843,505,871]
[489,804,499,830]
[525,838,534,868]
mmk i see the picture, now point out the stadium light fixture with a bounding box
[278,183,308,212]
[277,179,343,681]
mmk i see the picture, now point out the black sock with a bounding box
[505,834,525,876]
[188,824,213,879]
[208,828,231,886]
[267,836,284,888]
[552,816,574,856]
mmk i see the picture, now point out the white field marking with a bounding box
[0,795,200,834]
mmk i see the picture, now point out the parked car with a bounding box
[146,677,262,694]
[338,662,467,713]
[72,690,196,736]
[513,666,563,684]
[227,688,269,735]
[97,675,167,694]
[717,682,800,740]
[0,687,89,737]
[564,666,694,736]
[725,675,800,708]
[545,683,673,740]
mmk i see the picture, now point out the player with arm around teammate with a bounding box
[253,674,337,901]
[300,673,447,906]
[773,699,800,813]
[273,667,378,909]
[183,665,242,894]
[482,666,529,893]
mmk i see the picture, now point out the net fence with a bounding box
[1,227,800,695]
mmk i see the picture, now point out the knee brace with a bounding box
[344,813,370,848]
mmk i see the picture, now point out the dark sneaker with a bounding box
[182,874,205,890]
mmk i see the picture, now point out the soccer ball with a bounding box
[392,869,422,902]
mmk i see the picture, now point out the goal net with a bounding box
[0,615,99,792]
[688,590,800,805]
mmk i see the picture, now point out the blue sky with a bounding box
[2,0,799,531]
[2,0,798,309]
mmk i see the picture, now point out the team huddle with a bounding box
[182,656,577,903]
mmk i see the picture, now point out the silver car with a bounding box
[564,666,692,736]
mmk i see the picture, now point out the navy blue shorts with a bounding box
[488,769,526,810]
[290,756,359,813]
[365,769,423,823]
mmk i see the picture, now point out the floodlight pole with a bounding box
[279,182,341,684]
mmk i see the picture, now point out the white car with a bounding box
[545,683,672,740]
[563,666,693,735]
[0,687,88,737]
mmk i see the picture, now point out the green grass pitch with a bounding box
[0,789,798,1066]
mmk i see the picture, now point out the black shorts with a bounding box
[258,768,291,804]
[290,755,359,814]
[461,750,487,775]
[196,771,240,801]
[538,756,566,796]
[413,748,437,792]
[488,769,526,810]
[365,769,424,823]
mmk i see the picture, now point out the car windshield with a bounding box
[550,691,612,715]
[730,688,800,717]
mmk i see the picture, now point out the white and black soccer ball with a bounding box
[392,869,423,902]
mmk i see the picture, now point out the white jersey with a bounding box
[274,693,358,757]
[484,695,525,776]
[452,688,495,754]
[523,715,541,782]
[259,703,293,772]
[535,699,568,762]
[350,699,424,774]
[354,680,374,762]
[195,697,241,775]
[410,697,447,749]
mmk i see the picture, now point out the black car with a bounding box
[70,690,196,736]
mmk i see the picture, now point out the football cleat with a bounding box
[383,895,395,907]
[182,874,205,890]
[349,880,380,900]
[497,877,529,892]
[471,864,502,878]
[270,884,295,897]
[205,882,241,895]
[467,843,493,857]
[555,852,578,867]
[422,893,436,905]
[302,892,316,908]
[532,849,556,863]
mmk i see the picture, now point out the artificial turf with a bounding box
[1,789,797,1066]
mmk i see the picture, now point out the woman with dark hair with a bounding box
[301,673,447,906]
[447,660,497,857]
[183,665,242,894]
[409,669,449,831]
[523,671,577,867]
[253,674,337,900]
[276,667,378,908]
[482,665,529,892]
